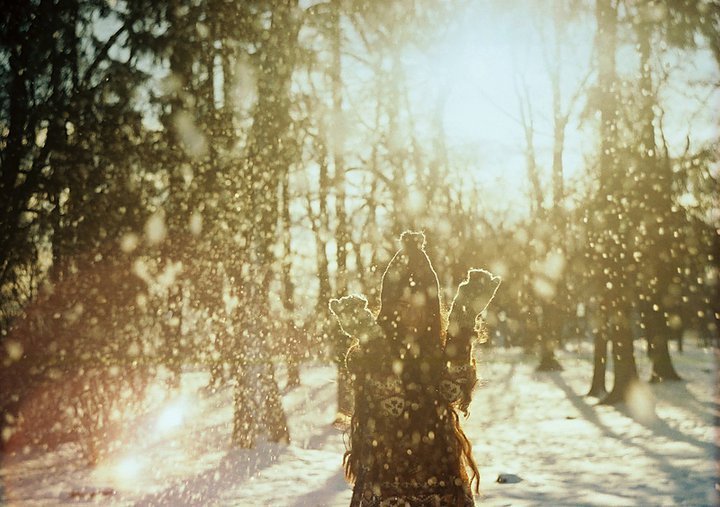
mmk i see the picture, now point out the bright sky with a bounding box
[397,4,593,214]
[396,3,718,213]
[100,0,717,219]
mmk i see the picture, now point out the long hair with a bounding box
[343,231,479,494]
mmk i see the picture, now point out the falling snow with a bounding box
[0,344,716,505]
[1,1,718,506]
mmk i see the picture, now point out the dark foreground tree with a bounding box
[591,0,640,405]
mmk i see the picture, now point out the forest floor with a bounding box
[1,341,717,506]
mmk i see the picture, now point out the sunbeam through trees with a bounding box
[1,0,718,505]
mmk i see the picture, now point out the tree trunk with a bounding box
[537,338,563,372]
[587,331,608,397]
[331,0,348,298]
[231,350,257,448]
[648,332,681,383]
[312,143,332,317]
[281,172,301,389]
[551,1,566,213]
[645,303,681,382]
[517,90,543,214]
[231,1,299,447]
[634,14,681,383]
[593,0,640,404]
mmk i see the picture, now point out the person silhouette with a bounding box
[332,231,499,507]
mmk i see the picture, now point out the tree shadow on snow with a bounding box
[613,401,715,454]
[475,362,520,421]
[283,380,337,419]
[287,468,350,507]
[133,443,288,506]
[649,380,716,425]
[547,372,715,504]
[545,371,617,440]
[303,424,340,450]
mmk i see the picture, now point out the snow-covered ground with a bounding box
[1,342,717,506]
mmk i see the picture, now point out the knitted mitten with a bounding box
[443,269,501,413]
[446,269,502,359]
[329,294,384,345]
[329,295,386,374]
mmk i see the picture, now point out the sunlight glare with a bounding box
[626,381,657,424]
[114,455,144,483]
[156,398,188,434]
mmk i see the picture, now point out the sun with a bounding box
[414,39,528,148]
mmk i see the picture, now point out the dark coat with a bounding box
[345,344,477,507]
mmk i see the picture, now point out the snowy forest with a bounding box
[1,0,718,505]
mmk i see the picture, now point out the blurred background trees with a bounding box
[1,0,718,455]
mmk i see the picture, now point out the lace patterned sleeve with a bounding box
[439,361,477,413]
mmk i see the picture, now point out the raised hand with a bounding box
[444,269,501,363]
[329,295,388,378]
[448,269,502,332]
[328,295,384,345]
